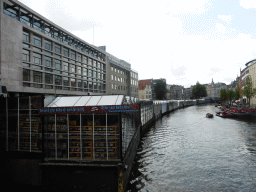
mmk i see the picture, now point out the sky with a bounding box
[18,0,256,88]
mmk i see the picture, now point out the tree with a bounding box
[226,89,235,105]
[219,88,227,103]
[192,82,207,99]
[242,75,256,106]
[154,79,167,100]
[234,87,240,100]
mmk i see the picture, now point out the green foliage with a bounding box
[192,82,207,99]
[219,88,227,101]
[234,88,240,100]
[226,89,235,105]
[242,76,256,106]
[154,79,167,100]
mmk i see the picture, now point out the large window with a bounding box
[71,78,76,87]
[23,31,29,43]
[33,53,42,65]
[77,67,81,75]
[23,69,30,81]
[33,35,42,47]
[71,65,76,73]
[55,59,61,74]
[33,71,42,88]
[45,73,53,84]
[83,56,87,64]
[71,51,76,60]
[55,44,61,54]
[83,68,88,77]
[77,54,82,62]
[45,56,52,68]
[63,62,69,71]
[45,39,52,51]
[23,49,30,62]
[63,47,69,57]
[63,77,69,86]
[55,75,62,85]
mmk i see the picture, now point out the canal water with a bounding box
[127,104,256,192]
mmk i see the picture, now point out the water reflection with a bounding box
[127,104,256,192]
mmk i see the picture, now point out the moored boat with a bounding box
[216,111,235,118]
[224,107,256,117]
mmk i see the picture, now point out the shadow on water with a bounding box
[126,104,256,192]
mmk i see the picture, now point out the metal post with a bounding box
[6,97,8,151]
[93,113,95,160]
[106,113,108,160]
[67,114,69,160]
[29,96,32,152]
[55,114,57,159]
[18,97,19,151]
[80,113,82,160]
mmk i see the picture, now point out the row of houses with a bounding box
[138,78,236,101]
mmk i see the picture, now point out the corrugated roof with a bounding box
[46,95,125,107]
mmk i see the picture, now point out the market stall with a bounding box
[39,95,139,161]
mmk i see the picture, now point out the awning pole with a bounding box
[6,97,8,151]
[29,96,31,152]
[80,113,82,160]
[106,113,108,160]
[55,114,57,159]
[67,114,69,160]
[93,113,95,160]
[18,97,19,151]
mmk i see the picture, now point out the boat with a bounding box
[216,111,235,118]
[206,113,213,118]
[224,107,255,117]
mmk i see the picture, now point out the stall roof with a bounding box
[47,95,125,107]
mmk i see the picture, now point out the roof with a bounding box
[46,95,125,107]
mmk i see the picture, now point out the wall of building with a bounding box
[1,6,23,92]
[1,0,139,98]
[248,62,256,105]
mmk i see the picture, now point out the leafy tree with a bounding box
[242,75,256,106]
[154,79,167,100]
[226,89,235,105]
[234,87,240,100]
[219,88,227,103]
[192,82,207,99]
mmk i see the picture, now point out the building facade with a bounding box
[206,79,226,100]
[1,0,138,98]
[184,87,192,100]
[138,79,152,100]
[166,84,184,100]
[106,52,138,97]
[240,60,256,105]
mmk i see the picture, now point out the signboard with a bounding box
[39,104,139,114]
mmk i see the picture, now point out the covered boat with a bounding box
[206,113,213,118]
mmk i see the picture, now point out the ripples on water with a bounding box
[127,104,256,192]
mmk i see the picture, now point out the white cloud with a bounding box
[218,15,232,23]
[240,0,256,9]
[216,23,227,34]
[166,0,212,15]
